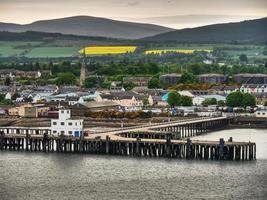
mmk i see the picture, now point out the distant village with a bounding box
[1,67,267,121]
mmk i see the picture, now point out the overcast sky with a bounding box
[1,0,266,28]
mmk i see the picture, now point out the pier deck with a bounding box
[0,116,256,161]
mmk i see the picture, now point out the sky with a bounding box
[0,0,266,28]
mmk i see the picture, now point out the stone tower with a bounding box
[80,48,87,86]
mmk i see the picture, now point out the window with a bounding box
[61,122,65,126]
[60,131,64,134]
[53,131,57,134]
[67,110,69,114]
[68,122,73,126]
[61,110,64,114]
[68,131,72,135]
[53,122,57,125]
[75,122,77,126]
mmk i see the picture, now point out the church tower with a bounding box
[80,48,87,86]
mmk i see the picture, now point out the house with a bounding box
[151,96,168,107]
[123,76,151,87]
[0,70,41,79]
[191,90,209,96]
[160,74,182,85]
[132,87,167,96]
[100,92,144,111]
[178,91,194,98]
[66,96,80,106]
[36,85,57,93]
[58,86,82,94]
[51,109,83,137]
[8,104,33,117]
[0,86,10,93]
[24,105,50,118]
[82,101,119,112]
[240,84,267,94]
[198,73,227,84]
[254,93,267,105]
[78,91,102,102]
[45,93,71,102]
[32,93,53,103]
[223,86,239,95]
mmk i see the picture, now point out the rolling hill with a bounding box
[0,16,173,40]
[142,18,267,44]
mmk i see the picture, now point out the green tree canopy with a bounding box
[167,91,192,107]
[84,76,97,88]
[123,82,137,91]
[180,95,193,106]
[242,93,256,107]
[217,100,226,107]
[148,77,161,89]
[202,98,217,107]
[179,72,197,84]
[0,94,5,102]
[239,54,248,63]
[226,92,256,107]
[226,91,244,107]
[55,72,76,86]
[167,91,181,107]
[264,100,267,106]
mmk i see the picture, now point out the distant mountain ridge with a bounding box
[0,16,173,39]
[142,18,267,44]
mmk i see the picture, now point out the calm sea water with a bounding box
[0,129,266,200]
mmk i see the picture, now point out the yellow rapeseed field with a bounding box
[145,49,212,55]
[79,46,137,55]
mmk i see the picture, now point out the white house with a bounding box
[51,109,84,137]
[255,109,267,118]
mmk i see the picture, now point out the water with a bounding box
[0,129,266,200]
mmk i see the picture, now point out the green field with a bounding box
[25,47,80,58]
[0,41,40,57]
[0,41,80,58]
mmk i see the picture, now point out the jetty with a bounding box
[0,116,256,161]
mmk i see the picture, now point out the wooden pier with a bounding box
[0,117,256,161]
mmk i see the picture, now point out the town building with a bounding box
[159,74,182,85]
[51,109,83,137]
[233,74,267,84]
[198,73,227,84]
